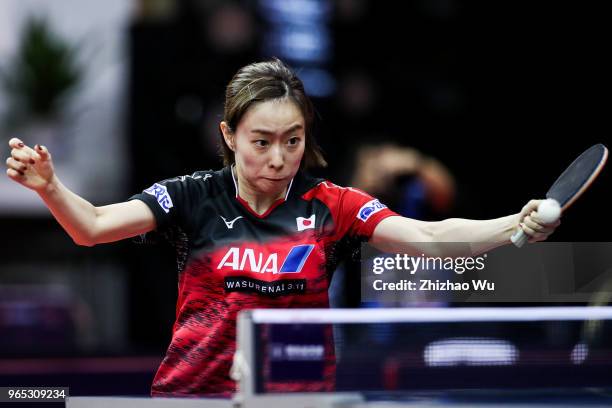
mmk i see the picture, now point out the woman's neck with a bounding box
[233,164,287,215]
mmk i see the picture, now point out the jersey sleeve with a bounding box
[339,187,399,239]
[128,173,205,231]
[308,181,399,240]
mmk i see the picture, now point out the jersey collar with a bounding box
[229,164,294,200]
[227,164,295,218]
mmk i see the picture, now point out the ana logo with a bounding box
[220,215,243,229]
[217,244,314,274]
[357,199,386,222]
[144,183,173,213]
[296,214,316,231]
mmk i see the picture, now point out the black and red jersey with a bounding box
[130,165,398,397]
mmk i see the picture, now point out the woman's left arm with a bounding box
[370,200,560,256]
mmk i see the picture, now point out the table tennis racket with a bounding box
[511,143,608,247]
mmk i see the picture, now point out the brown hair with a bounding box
[220,58,327,169]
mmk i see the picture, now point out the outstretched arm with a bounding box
[6,138,156,246]
[370,200,560,256]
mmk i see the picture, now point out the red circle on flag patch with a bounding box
[303,220,312,226]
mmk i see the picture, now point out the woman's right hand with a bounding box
[6,138,57,193]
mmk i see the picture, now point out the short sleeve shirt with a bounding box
[130,166,398,397]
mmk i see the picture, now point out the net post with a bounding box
[233,309,256,404]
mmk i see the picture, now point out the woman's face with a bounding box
[222,98,306,195]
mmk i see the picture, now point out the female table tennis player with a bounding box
[5,58,559,397]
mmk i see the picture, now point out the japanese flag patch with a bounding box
[296,214,316,231]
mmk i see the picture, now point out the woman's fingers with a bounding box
[11,148,35,164]
[8,137,25,149]
[6,139,55,192]
[520,222,549,243]
[6,168,25,180]
[527,229,553,243]
[521,199,542,217]
[6,157,27,174]
[519,221,536,237]
[520,206,562,243]
[524,211,561,233]
[523,214,543,232]
[531,210,561,229]
[8,138,42,162]
[34,144,51,161]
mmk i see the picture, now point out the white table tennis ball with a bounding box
[537,199,561,224]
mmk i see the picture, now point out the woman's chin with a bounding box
[257,178,289,194]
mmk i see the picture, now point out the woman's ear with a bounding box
[220,121,235,152]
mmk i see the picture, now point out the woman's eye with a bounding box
[288,137,300,146]
[254,140,268,147]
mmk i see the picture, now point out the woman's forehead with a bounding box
[239,99,305,132]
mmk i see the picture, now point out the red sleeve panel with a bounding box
[302,181,399,240]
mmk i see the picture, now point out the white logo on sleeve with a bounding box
[220,215,244,229]
[144,183,173,213]
[357,199,386,222]
[296,214,316,231]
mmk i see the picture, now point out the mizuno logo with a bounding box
[220,215,243,229]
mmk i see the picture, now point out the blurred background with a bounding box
[0,0,609,396]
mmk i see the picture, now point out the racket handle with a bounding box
[511,228,529,248]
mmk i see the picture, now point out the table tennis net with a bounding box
[240,307,612,394]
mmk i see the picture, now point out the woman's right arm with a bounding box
[6,138,156,246]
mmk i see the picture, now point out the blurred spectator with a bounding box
[351,143,455,218]
[329,143,456,309]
